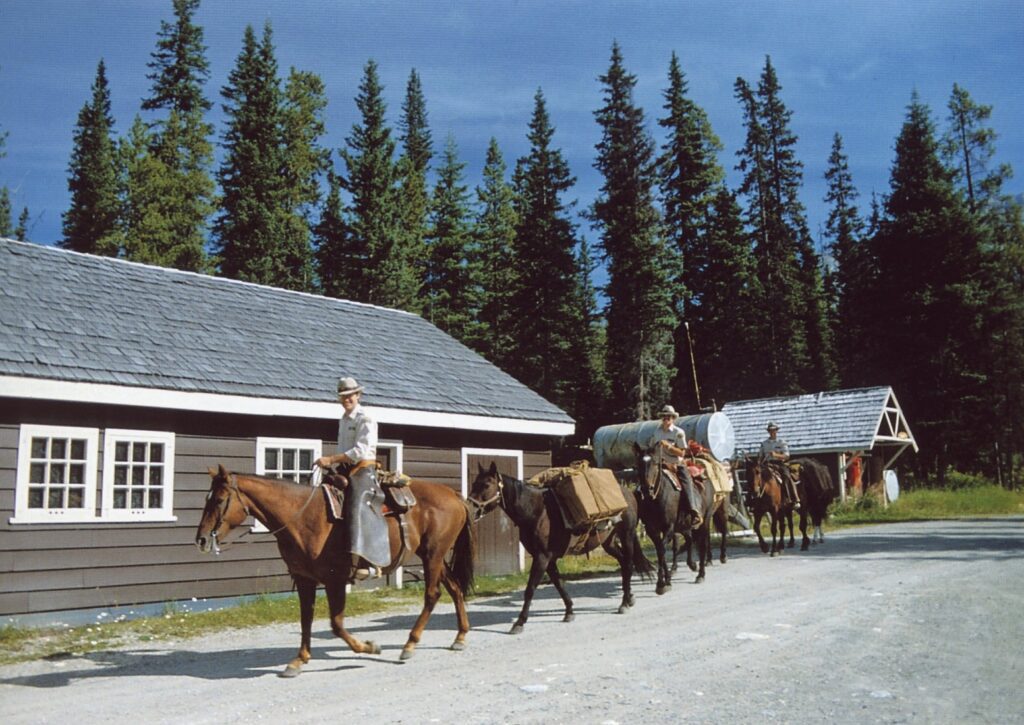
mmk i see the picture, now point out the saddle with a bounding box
[321,465,418,522]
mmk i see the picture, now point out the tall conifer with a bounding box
[594,44,676,420]
[395,69,432,313]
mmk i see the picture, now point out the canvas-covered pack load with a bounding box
[689,452,733,498]
[529,461,628,529]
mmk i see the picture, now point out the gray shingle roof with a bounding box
[722,386,916,457]
[0,239,573,425]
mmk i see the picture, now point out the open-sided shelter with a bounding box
[0,239,573,621]
[722,386,917,500]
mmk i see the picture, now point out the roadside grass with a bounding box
[4,487,1019,666]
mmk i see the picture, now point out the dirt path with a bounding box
[2,517,1022,724]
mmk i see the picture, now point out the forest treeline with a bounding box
[2,1,1022,486]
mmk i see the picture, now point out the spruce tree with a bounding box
[424,135,477,342]
[941,83,1012,216]
[396,69,432,312]
[594,44,676,421]
[510,89,584,414]
[214,23,287,286]
[338,60,403,306]
[472,138,518,366]
[13,206,29,241]
[0,187,11,237]
[136,0,214,271]
[571,236,610,436]
[313,173,351,299]
[62,59,122,256]
[658,51,725,408]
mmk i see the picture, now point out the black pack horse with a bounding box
[467,461,654,634]
[634,443,716,593]
[783,458,837,550]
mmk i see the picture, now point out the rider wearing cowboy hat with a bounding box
[316,377,391,580]
[647,404,688,464]
[760,421,800,509]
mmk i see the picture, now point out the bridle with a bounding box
[206,471,321,553]
[466,473,506,521]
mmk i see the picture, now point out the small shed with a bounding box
[0,239,573,620]
[722,386,918,500]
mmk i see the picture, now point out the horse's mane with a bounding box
[233,472,315,490]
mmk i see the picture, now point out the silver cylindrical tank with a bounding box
[592,412,735,469]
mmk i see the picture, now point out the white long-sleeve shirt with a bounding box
[337,404,378,462]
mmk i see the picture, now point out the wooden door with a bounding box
[466,453,521,576]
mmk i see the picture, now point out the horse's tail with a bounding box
[450,506,476,595]
[631,529,656,581]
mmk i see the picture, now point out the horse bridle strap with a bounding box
[466,476,505,519]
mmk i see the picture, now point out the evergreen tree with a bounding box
[338,60,403,306]
[510,89,584,414]
[394,68,432,313]
[471,137,518,366]
[0,187,11,237]
[571,236,610,436]
[658,51,725,408]
[62,59,122,255]
[120,115,176,265]
[593,44,676,421]
[868,93,991,481]
[424,135,477,342]
[313,172,350,299]
[13,206,29,241]
[136,0,214,271]
[941,83,1012,215]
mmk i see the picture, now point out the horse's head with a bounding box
[466,461,503,521]
[195,464,249,554]
[633,442,661,493]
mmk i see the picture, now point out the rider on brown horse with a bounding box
[315,376,390,580]
[647,404,702,525]
[760,421,800,510]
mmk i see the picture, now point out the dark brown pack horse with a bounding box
[467,461,654,634]
[744,457,790,556]
[634,444,716,593]
[195,464,475,675]
[782,458,836,551]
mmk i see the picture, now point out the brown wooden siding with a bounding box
[0,397,555,617]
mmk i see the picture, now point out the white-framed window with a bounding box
[101,429,176,522]
[254,437,323,532]
[377,439,403,473]
[12,425,99,524]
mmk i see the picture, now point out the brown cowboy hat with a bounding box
[657,404,679,419]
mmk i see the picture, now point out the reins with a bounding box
[210,471,322,553]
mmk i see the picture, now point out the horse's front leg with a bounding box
[545,559,575,623]
[280,576,317,678]
[324,578,382,657]
[511,553,549,634]
[694,523,709,583]
[753,508,769,554]
[652,529,672,594]
[799,508,811,551]
[601,533,634,613]
[770,513,782,557]
[717,506,729,564]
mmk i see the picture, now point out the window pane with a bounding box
[114,465,127,486]
[114,490,127,508]
[150,444,164,463]
[68,464,85,485]
[131,490,144,508]
[49,465,65,484]
[300,449,313,470]
[48,489,64,508]
[148,489,162,508]
[132,442,147,461]
[51,439,67,459]
[132,466,146,485]
[115,441,129,462]
[149,467,162,487]
[70,439,86,460]
[283,449,296,471]
[68,488,84,508]
[28,488,44,508]
[29,462,46,484]
[265,448,279,470]
[31,437,48,458]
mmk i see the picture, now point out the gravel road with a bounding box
[2,516,1021,724]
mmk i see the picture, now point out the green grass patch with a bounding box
[829,485,1024,526]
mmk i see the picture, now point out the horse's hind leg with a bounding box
[717,506,728,564]
[545,559,576,623]
[439,565,470,652]
[799,509,811,551]
[400,550,448,660]
[280,576,317,678]
[602,531,633,613]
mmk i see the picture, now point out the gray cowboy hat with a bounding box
[657,404,679,419]
[337,376,364,396]
[766,421,779,431]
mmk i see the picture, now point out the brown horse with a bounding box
[744,457,790,556]
[634,444,716,593]
[195,464,475,675]
[782,458,836,550]
[467,461,653,634]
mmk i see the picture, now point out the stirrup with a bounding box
[352,566,381,581]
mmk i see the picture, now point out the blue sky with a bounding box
[2,0,1022,253]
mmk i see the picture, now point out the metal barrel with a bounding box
[592,412,735,469]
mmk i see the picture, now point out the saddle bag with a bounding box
[378,469,417,513]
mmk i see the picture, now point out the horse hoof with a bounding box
[801,544,810,551]
[450,641,466,652]
[770,550,778,557]
[400,648,415,660]
[510,624,524,635]
[279,665,302,678]
[617,604,629,614]
[563,613,575,623]
[695,575,705,584]
[367,641,382,655]
[687,563,697,572]
[720,556,727,564]
[760,544,769,553]
[655,584,671,595]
